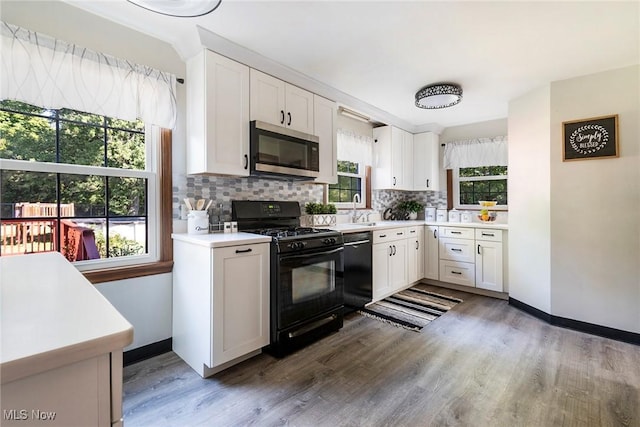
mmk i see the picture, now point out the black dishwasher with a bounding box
[343,231,372,311]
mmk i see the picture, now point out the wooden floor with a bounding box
[123,284,640,427]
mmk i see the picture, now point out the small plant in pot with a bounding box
[304,202,337,226]
[396,200,424,220]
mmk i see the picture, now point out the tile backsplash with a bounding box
[173,174,324,222]
[372,189,447,215]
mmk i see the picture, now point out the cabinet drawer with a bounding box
[439,237,475,263]
[373,227,407,244]
[475,229,502,242]
[439,260,475,287]
[406,226,421,237]
[441,227,474,239]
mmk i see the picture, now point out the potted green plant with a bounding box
[303,202,337,226]
[396,200,423,220]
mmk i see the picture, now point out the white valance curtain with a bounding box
[337,128,373,166]
[1,21,177,129]
[443,136,508,169]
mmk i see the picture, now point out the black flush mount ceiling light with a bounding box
[127,0,222,17]
[415,83,463,109]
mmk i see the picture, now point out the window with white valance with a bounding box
[329,129,374,209]
[443,136,509,210]
[0,21,177,129]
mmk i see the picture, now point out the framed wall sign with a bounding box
[562,114,619,161]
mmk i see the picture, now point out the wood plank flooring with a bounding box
[123,284,640,426]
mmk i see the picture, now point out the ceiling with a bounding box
[63,1,639,130]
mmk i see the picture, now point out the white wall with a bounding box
[549,65,639,333]
[440,118,508,144]
[508,66,640,333]
[96,273,172,350]
[2,1,185,349]
[507,86,552,313]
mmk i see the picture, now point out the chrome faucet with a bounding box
[352,193,361,223]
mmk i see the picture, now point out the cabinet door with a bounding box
[424,225,439,280]
[187,50,250,176]
[212,243,269,366]
[250,69,286,127]
[391,126,404,189]
[401,130,414,191]
[389,239,408,293]
[313,95,337,184]
[372,126,393,189]
[285,84,314,134]
[413,132,440,191]
[476,240,503,292]
[407,227,423,283]
[372,243,392,300]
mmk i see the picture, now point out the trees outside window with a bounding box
[0,100,157,267]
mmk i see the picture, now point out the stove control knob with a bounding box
[323,237,336,245]
[289,242,305,250]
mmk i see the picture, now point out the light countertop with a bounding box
[330,220,508,233]
[0,252,133,384]
[172,232,272,248]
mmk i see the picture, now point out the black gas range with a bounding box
[232,200,344,357]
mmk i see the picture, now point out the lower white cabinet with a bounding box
[475,229,504,292]
[173,240,269,377]
[424,225,439,280]
[433,226,505,292]
[407,226,424,283]
[372,228,408,300]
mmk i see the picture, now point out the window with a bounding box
[453,166,508,210]
[328,160,366,208]
[0,100,159,271]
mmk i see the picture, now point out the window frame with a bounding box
[452,167,508,211]
[328,160,367,209]
[0,104,173,282]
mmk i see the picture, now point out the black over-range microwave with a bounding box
[249,120,320,180]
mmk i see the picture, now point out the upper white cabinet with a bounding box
[373,125,413,190]
[413,132,441,191]
[186,49,250,176]
[313,95,338,184]
[250,69,314,134]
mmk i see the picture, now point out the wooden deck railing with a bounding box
[1,202,100,261]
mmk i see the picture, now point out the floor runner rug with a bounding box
[358,287,463,331]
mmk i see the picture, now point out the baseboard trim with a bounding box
[509,298,639,346]
[124,338,172,366]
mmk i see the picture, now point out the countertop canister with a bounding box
[188,210,209,234]
[448,209,461,222]
[436,209,448,222]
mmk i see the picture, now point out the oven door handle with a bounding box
[279,246,344,261]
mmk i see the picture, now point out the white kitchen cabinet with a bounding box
[372,228,408,300]
[424,225,439,280]
[173,239,270,377]
[187,49,250,176]
[413,132,441,191]
[475,229,504,292]
[372,125,413,190]
[313,94,337,184]
[438,226,475,287]
[407,226,424,283]
[250,69,314,134]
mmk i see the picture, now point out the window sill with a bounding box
[83,260,173,284]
